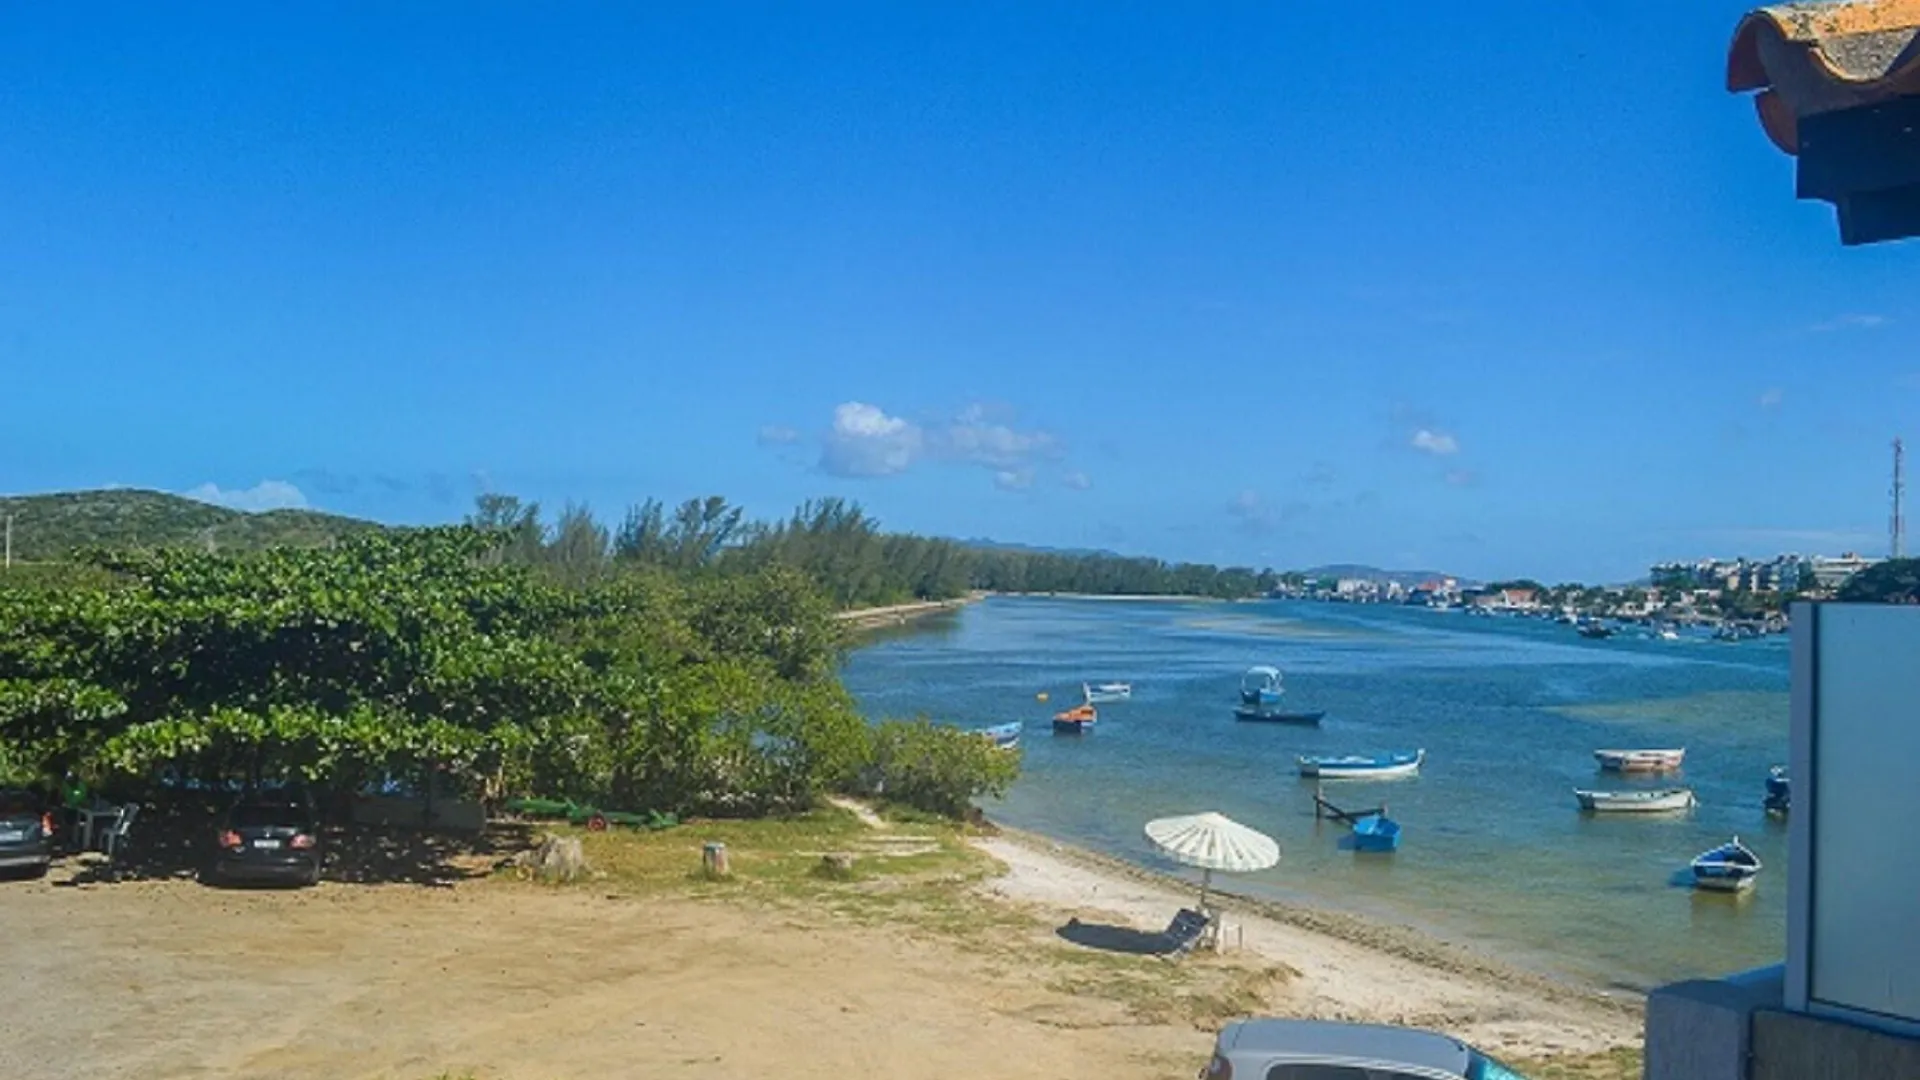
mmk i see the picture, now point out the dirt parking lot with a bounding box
[2,860,1210,1080]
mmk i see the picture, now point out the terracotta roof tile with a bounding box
[1728,0,1920,152]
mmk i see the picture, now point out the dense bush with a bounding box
[856,719,1021,818]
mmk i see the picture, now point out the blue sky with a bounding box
[3,2,1915,583]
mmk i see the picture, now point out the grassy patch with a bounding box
[1040,944,1293,1029]
[1511,1046,1643,1080]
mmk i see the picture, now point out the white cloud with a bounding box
[1410,429,1460,456]
[819,402,924,477]
[1810,313,1889,332]
[938,407,1058,468]
[992,469,1034,492]
[1062,470,1092,491]
[756,424,801,446]
[183,480,309,513]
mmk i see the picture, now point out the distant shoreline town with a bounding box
[1275,551,1886,633]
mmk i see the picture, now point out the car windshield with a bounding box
[229,803,309,829]
[1467,1052,1531,1080]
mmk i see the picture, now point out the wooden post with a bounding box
[702,841,730,877]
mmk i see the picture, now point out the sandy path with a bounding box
[977,834,1644,1059]
[1,870,1203,1080]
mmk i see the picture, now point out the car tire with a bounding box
[304,863,322,888]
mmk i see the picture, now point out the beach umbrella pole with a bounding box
[1200,867,1211,911]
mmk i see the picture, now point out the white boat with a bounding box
[1657,628,1680,641]
[1298,749,1425,781]
[1083,681,1132,703]
[1691,836,1762,892]
[973,722,1022,751]
[1574,787,1697,813]
[1593,748,1686,773]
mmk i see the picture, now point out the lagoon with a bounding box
[842,596,1790,991]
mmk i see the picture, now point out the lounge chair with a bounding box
[1160,907,1213,959]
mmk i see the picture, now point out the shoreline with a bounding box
[975,824,1643,1059]
[836,593,982,630]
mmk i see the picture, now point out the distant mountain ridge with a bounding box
[956,537,1124,559]
[0,489,383,561]
[1303,563,1477,588]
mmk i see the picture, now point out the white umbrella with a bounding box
[1144,811,1279,909]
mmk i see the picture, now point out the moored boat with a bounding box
[1574,787,1696,813]
[1083,681,1132,703]
[1350,813,1402,853]
[1298,749,1425,780]
[1234,706,1326,725]
[1051,703,1097,734]
[1593,748,1686,773]
[974,721,1022,751]
[1691,836,1762,891]
[1764,765,1790,816]
[1239,665,1287,708]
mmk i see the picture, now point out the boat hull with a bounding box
[1351,816,1401,852]
[1052,719,1093,735]
[1234,707,1324,725]
[1574,788,1696,813]
[1594,749,1686,773]
[1299,750,1424,780]
[1691,839,1762,891]
[1692,869,1759,892]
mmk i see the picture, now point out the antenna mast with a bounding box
[1894,438,1907,560]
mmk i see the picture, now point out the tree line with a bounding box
[0,528,1016,819]
[469,493,1281,606]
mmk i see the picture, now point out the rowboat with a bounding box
[1593,748,1686,773]
[1239,665,1287,709]
[1573,787,1696,813]
[1052,703,1097,734]
[1298,750,1425,780]
[1083,682,1132,703]
[974,721,1022,751]
[1691,836,1762,892]
[1350,814,1402,853]
[1234,706,1325,725]
[1763,765,1790,817]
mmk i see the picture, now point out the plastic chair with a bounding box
[100,804,139,879]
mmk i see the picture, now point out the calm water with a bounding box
[841,596,1791,991]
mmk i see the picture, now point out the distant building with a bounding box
[1809,553,1881,590]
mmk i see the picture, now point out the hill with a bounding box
[0,489,385,561]
[1303,563,1475,588]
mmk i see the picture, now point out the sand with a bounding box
[1,824,1640,1079]
[977,832,1643,1059]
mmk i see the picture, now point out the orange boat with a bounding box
[1052,702,1097,734]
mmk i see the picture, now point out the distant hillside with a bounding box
[0,489,385,561]
[957,537,1124,559]
[1303,563,1475,588]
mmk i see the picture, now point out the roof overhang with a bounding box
[1728,1,1920,243]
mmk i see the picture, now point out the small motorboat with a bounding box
[1764,765,1790,817]
[1691,836,1762,892]
[1593,748,1686,773]
[1657,627,1681,641]
[1577,621,1615,639]
[974,721,1023,751]
[1350,813,1402,853]
[1298,750,1425,781]
[1574,787,1696,813]
[1051,703,1097,735]
[1237,665,1323,723]
[1234,706,1326,725]
[1083,682,1132,703]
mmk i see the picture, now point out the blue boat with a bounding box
[1763,765,1789,817]
[974,721,1022,751]
[1298,749,1425,780]
[1691,836,1762,892]
[1234,706,1326,725]
[1236,666,1322,723]
[1350,814,1401,853]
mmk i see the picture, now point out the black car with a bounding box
[208,796,324,886]
[0,788,54,878]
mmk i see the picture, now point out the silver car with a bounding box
[1201,1019,1529,1080]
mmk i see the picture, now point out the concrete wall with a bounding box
[1644,971,1783,1080]
[1752,1009,1920,1080]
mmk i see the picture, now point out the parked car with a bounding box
[1201,1019,1529,1080]
[207,795,325,887]
[0,788,55,878]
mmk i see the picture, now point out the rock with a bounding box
[816,852,857,880]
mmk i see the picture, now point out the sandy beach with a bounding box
[977,829,1643,1061]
